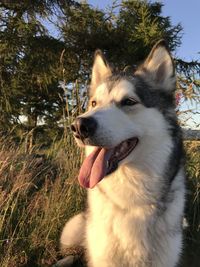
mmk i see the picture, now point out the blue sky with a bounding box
[88,0,200,129]
[46,0,199,128]
[88,0,200,61]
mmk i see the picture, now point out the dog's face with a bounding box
[71,40,176,188]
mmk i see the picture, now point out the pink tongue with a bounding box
[78,147,112,189]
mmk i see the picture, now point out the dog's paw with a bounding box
[53,255,79,267]
[53,246,86,267]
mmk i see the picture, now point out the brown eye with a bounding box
[121,97,137,106]
[91,100,97,107]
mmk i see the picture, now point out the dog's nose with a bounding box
[71,117,97,139]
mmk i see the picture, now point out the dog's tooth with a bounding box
[115,151,120,157]
[121,142,127,152]
[107,160,110,168]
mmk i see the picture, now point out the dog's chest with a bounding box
[86,188,154,267]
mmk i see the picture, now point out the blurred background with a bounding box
[0,1,199,266]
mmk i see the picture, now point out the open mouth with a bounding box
[78,137,138,189]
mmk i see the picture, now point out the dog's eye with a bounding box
[91,100,97,107]
[121,98,137,106]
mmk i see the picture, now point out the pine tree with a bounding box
[0,0,199,141]
[0,1,66,142]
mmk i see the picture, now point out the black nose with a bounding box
[71,117,97,139]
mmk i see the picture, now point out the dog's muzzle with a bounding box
[71,117,97,140]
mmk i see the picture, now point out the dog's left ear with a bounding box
[90,50,112,95]
[136,40,175,91]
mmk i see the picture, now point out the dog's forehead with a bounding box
[95,79,137,102]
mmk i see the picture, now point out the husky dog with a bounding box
[59,40,185,267]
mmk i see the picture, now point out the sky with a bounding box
[158,0,200,61]
[88,0,200,129]
[45,0,199,129]
[88,0,200,61]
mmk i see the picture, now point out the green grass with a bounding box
[0,134,199,266]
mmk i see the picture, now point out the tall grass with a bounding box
[0,136,199,266]
[0,133,86,267]
[182,141,200,267]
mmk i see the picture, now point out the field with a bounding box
[0,132,199,267]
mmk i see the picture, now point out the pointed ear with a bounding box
[90,50,112,93]
[136,40,175,91]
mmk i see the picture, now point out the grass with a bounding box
[0,133,199,266]
[0,133,86,267]
[182,140,200,267]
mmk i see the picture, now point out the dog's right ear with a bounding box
[90,50,112,95]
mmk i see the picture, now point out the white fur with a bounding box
[86,171,184,267]
[91,51,112,89]
[60,42,185,267]
[60,213,85,249]
[60,80,185,267]
[136,44,176,91]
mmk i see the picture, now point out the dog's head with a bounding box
[71,40,177,188]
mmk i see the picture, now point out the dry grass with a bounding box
[182,140,200,267]
[0,134,86,267]
[0,135,199,266]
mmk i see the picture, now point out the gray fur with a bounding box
[58,41,185,267]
